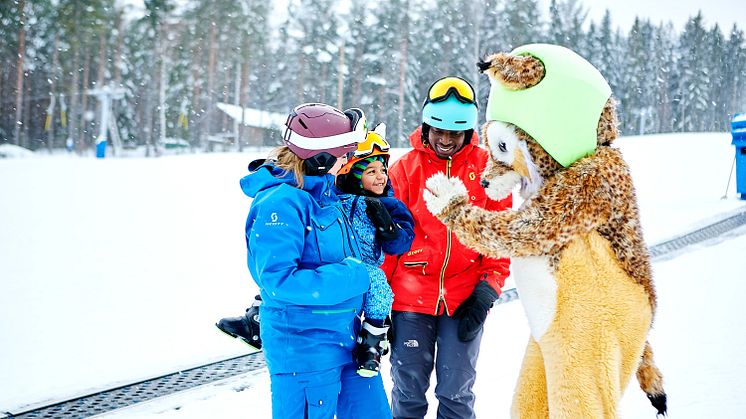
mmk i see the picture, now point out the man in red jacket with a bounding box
[382,76,512,419]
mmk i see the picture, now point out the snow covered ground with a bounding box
[1,132,745,418]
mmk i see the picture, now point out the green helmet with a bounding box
[485,44,612,167]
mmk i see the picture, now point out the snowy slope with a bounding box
[1,132,744,417]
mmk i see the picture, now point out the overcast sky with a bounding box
[547,0,742,33]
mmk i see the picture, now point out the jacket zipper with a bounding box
[311,308,358,314]
[336,205,358,258]
[435,158,453,315]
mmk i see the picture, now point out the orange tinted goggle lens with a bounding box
[355,134,390,158]
[427,77,476,104]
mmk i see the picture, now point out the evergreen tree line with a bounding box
[1,0,745,153]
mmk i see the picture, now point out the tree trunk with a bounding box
[239,58,249,150]
[1,64,5,132]
[320,65,328,104]
[337,39,345,109]
[22,71,31,149]
[204,21,218,150]
[95,29,107,152]
[351,42,363,108]
[158,32,167,152]
[111,12,124,148]
[144,79,154,156]
[190,52,202,148]
[13,0,27,146]
[113,12,124,85]
[398,0,409,145]
[69,43,81,153]
[298,54,306,103]
[78,51,91,150]
[48,34,60,151]
[222,74,229,135]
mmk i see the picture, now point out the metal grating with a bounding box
[8,208,745,417]
[647,210,746,260]
[495,209,746,305]
[7,352,265,418]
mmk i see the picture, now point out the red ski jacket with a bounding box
[382,126,512,316]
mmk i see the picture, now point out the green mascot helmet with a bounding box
[485,43,612,167]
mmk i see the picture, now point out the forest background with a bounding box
[1,0,744,155]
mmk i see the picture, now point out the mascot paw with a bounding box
[483,171,522,201]
[424,173,468,218]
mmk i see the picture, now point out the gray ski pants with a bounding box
[389,310,483,419]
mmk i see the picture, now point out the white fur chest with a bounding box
[512,256,557,341]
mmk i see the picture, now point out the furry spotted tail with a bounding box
[636,341,667,416]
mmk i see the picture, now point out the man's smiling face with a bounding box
[428,127,466,159]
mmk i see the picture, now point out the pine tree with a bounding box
[622,18,658,135]
[706,24,727,131]
[723,26,746,120]
[547,0,587,49]
[651,23,677,133]
[676,12,710,132]
[285,0,341,105]
[497,0,543,51]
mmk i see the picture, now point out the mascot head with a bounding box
[477,44,619,200]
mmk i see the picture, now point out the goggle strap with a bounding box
[354,146,389,158]
[285,129,365,151]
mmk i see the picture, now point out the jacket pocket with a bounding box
[305,380,341,418]
[403,261,428,275]
[311,211,347,263]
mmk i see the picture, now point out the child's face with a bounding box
[360,160,388,195]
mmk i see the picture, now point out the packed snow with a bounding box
[1,132,745,418]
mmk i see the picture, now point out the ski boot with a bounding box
[216,295,262,350]
[354,320,390,377]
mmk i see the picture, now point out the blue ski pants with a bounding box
[270,360,392,419]
[390,311,484,419]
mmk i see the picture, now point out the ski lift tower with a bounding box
[88,84,126,158]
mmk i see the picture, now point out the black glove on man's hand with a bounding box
[365,197,397,241]
[452,280,499,342]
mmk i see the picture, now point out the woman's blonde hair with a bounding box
[268,146,307,188]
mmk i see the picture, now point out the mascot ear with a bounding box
[477,53,545,90]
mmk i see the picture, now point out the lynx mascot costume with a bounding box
[422,44,667,418]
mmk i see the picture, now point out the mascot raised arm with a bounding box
[422,43,667,418]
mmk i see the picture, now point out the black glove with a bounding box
[365,197,397,241]
[452,280,499,342]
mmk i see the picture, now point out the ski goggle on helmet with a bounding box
[338,123,390,176]
[283,103,368,175]
[422,76,478,131]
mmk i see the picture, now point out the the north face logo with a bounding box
[403,339,419,348]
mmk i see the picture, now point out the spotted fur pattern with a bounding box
[478,53,545,90]
[426,49,666,416]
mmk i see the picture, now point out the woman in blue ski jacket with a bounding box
[241,103,391,419]
[335,123,414,378]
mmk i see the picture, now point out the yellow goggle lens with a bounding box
[354,131,390,158]
[427,77,476,103]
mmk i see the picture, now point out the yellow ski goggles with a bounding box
[425,76,477,106]
[352,128,390,158]
[338,125,391,175]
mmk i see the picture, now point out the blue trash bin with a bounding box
[96,139,107,158]
[732,113,746,200]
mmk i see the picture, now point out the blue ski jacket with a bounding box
[241,161,370,374]
[337,188,414,320]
